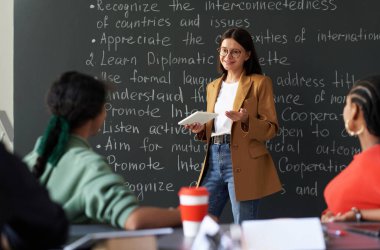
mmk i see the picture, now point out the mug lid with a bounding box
[178,187,208,196]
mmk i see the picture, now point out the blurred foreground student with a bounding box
[184,28,281,224]
[0,143,68,250]
[23,71,181,230]
[322,75,380,222]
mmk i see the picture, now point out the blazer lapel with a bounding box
[233,74,253,111]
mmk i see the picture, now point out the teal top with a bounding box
[23,135,139,228]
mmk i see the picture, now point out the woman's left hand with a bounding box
[226,108,248,123]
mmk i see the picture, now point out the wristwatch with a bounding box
[351,207,362,222]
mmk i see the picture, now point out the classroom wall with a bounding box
[0,0,14,125]
[0,0,14,152]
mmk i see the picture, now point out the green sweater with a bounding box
[23,135,139,228]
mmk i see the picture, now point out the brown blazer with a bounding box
[196,73,282,201]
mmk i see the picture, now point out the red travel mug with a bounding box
[178,187,209,237]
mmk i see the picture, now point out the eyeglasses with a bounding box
[217,47,242,58]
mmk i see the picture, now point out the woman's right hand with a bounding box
[321,210,336,223]
[184,122,204,134]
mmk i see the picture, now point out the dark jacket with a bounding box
[0,143,68,249]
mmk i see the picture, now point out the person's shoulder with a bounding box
[212,75,223,82]
[249,73,271,82]
[65,140,104,163]
[249,74,274,90]
[55,136,105,169]
[58,144,114,181]
[0,143,11,161]
[206,75,223,89]
[356,144,380,167]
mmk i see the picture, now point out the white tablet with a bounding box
[178,111,218,126]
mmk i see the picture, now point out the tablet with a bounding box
[178,111,218,126]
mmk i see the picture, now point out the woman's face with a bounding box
[219,38,250,74]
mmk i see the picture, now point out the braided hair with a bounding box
[348,75,380,137]
[33,71,107,178]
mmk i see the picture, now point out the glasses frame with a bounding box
[217,47,242,59]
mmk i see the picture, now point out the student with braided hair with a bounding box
[23,71,181,230]
[322,75,380,222]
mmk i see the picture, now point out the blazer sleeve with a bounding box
[246,76,279,141]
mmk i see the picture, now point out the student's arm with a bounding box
[124,207,181,230]
[360,209,380,221]
[332,209,380,222]
[75,152,180,230]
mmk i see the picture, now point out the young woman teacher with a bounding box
[185,28,282,224]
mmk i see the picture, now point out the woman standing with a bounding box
[185,28,281,224]
[24,71,181,230]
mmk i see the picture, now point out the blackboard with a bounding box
[14,0,380,222]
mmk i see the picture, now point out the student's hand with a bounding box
[226,108,248,123]
[184,123,204,134]
[321,210,357,223]
[331,210,356,222]
[321,210,335,223]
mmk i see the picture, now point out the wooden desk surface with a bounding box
[64,222,380,250]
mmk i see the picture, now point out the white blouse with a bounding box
[211,81,239,137]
